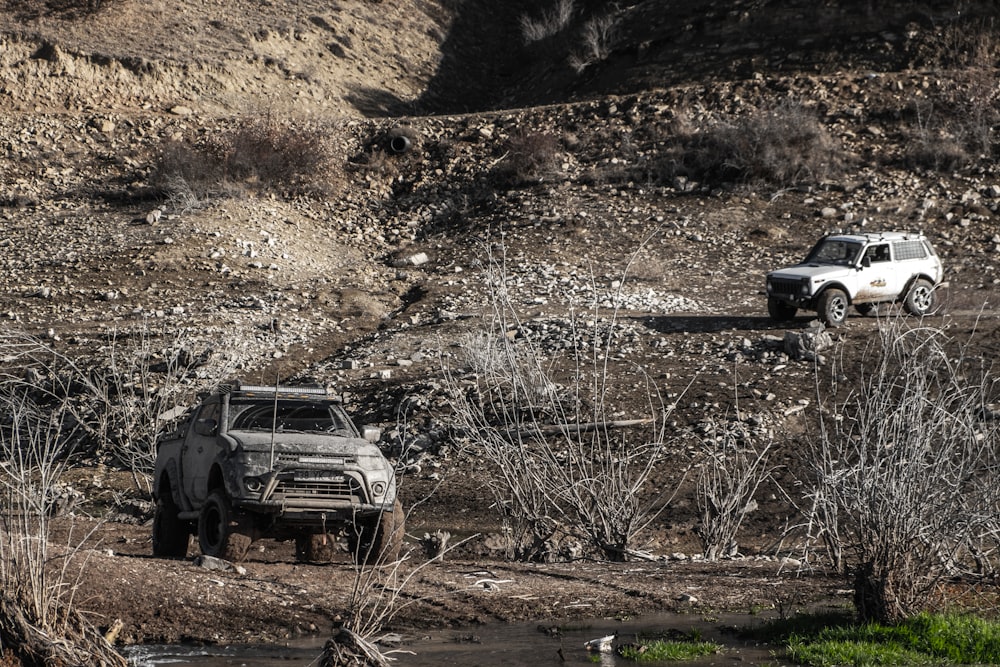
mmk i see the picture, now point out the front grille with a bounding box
[769,278,802,298]
[272,477,364,504]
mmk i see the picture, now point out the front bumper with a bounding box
[235,498,394,525]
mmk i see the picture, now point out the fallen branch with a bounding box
[510,418,653,439]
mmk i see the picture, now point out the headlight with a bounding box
[244,476,263,492]
[372,481,386,496]
[800,280,810,295]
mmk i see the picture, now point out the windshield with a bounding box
[802,238,862,266]
[228,400,356,435]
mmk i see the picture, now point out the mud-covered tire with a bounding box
[904,278,935,316]
[198,490,252,562]
[855,303,876,316]
[817,288,849,327]
[767,297,797,322]
[152,495,190,558]
[349,500,405,565]
[295,532,338,563]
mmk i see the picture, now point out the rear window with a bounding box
[892,240,928,261]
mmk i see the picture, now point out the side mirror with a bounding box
[861,256,871,268]
[194,418,218,436]
[361,425,382,443]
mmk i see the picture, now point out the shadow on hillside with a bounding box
[345,86,420,118]
[413,0,982,116]
[412,0,537,114]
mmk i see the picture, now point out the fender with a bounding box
[899,273,937,300]
[157,463,192,513]
[813,282,852,305]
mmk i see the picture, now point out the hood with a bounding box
[227,430,381,457]
[768,264,853,281]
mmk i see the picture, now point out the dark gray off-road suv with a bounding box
[152,382,403,563]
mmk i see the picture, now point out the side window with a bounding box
[865,244,891,263]
[195,403,220,434]
[893,240,927,261]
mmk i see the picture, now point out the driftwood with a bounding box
[0,598,126,667]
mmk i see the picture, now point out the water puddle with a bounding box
[125,611,787,667]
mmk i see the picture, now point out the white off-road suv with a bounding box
[765,232,943,326]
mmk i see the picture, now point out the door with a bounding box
[181,401,222,506]
[854,243,899,302]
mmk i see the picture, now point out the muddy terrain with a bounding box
[2,0,1000,656]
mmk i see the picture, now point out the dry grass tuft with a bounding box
[153,111,342,205]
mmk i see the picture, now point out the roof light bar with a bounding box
[223,381,333,396]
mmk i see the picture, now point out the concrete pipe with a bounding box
[388,134,412,154]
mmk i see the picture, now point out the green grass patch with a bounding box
[745,612,1000,666]
[617,630,721,662]
[618,639,720,662]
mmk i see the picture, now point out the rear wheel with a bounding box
[198,490,252,562]
[767,297,797,322]
[349,500,405,565]
[152,495,190,558]
[817,288,849,327]
[904,279,935,316]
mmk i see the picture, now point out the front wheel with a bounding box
[767,297,797,322]
[817,288,849,327]
[349,500,405,565]
[198,490,252,562]
[904,279,935,316]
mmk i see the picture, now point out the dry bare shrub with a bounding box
[321,417,474,667]
[902,100,971,172]
[803,316,1000,624]
[668,102,846,188]
[0,379,125,666]
[494,129,561,187]
[81,329,238,492]
[695,419,775,561]
[568,14,617,72]
[154,112,340,201]
[519,0,575,44]
[443,244,684,562]
[899,20,1000,171]
[0,329,237,494]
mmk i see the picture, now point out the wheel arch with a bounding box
[154,460,184,507]
[208,463,226,494]
[815,282,852,304]
[901,273,938,298]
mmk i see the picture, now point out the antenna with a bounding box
[269,373,279,470]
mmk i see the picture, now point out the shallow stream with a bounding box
[124,611,789,666]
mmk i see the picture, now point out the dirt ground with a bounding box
[50,513,843,647]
